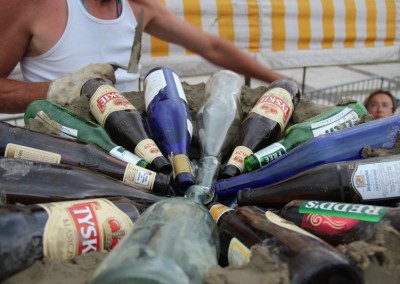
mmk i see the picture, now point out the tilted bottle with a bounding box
[144,67,194,194]
[24,99,149,169]
[244,101,368,172]
[0,157,164,209]
[0,122,170,195]
[89,185,219,284]
[195,70,243,204]
[214,113,400,201]
[237,154,400,208]
[220,79,300,179]
[81,77,172,174]
[279,200,400,246]
[209,204,363,284]
[0,197,140,282]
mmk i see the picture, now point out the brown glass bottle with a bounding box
[0,122,170,195]
[220,79,301,179]
[237,154,400,208]
[0,157,165,210]
[209,204,363,284]
[279,200,400,246]
[81,78,172,174]
[0,197,140,282]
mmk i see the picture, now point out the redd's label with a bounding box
[89,85,135,126]
[39,199,133,260]
[134,139,163,163]
[226,146,253,173]
[5,143,61,164]
[251,88,294,132]
[123,163,155,191]
[301,214,360,235]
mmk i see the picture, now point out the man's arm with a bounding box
[132,0,285,83]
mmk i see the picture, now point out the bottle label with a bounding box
[310,107,360,137]
[172,154,193,177]
[228,237,251,267]
[226,146,253,173]
[89,85,135,126]
[134,138,163,163]
[351,161,400,200]
[123,163,156,191]
[298,200,388,235]
[250,88,294,132]
[109,146,141,165]
[253,142,286,165]
[39,199,134,260]
[35,111,78,138]
[265,211,322,241]
[209,204,234,223]
[5,143,61,164]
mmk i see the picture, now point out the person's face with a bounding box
[366,93,394,119]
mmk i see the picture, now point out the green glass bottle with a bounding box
[244,101,368,172]
[24,99,149,169]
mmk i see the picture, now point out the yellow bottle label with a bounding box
[172,154,193,178]
[226,146,253,173]
[251,88,294,132]
[5,143,61,164]
[123,163,156,191]
[209,204,234,223]
[228,237,251,267]
[134,138,163,164]
[89,85,135,126]
[39,199,134,260]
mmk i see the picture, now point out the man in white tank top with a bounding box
[0,0,285,113]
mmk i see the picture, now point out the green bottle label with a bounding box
[254,142,286,166]
[299,200,387,222]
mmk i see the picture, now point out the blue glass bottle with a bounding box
[144,67,194,194]
[214,114,400,201]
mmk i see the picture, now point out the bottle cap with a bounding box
[151,156,172,175]
[174,172,195,195]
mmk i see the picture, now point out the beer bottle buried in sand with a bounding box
[279,200,400,246]
[220,79,300,179]
[81,77,172,174]
[244,100,368,172]
[0,197,140,282]
[0,122,170,195]
[24,99,149,169]
[0,157,165,210]
[237,154,400,208]
[209,203,363,284]
[144,67,194,194]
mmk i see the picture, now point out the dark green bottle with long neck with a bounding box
[244,101,368,172]
[24,99,149,169]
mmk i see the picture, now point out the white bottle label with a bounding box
[352,161,400,200]
[227,237,251,267]
[36,111,78,138]
[310,107,360,137]
[226,146,253,173]
[123,163,155,191]
[253,142,286,162]
[109,146,141,165]
[5,143,61,164]
[134,138,164,163]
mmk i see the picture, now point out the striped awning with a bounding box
[140,0,400,75]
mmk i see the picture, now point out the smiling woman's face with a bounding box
[366,93,394,119]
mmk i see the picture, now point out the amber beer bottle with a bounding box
[220,79,300,178]
[237,154,400,208]
[0,197,140,282]
[81,78,172,174]
[0,122,170,195]
[0,157,165,209]
[209,204,363,284]
[279,200,400,246]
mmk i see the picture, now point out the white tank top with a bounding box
[20,0,139,92]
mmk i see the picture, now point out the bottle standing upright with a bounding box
[89,185,219,284]
[214,113,400,201]
[209,203,363,284]
[24,99,149,169]
[220,79,300,179]
[0,197,140,282]
[0,122,171,195]
[81,77,172,174]
[244,101,368,172]
[195,70,243,204]
[237,154,400,208]
[279,200,400,246]
[144,67,194,194]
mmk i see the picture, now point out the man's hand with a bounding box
[47,64,116,106]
